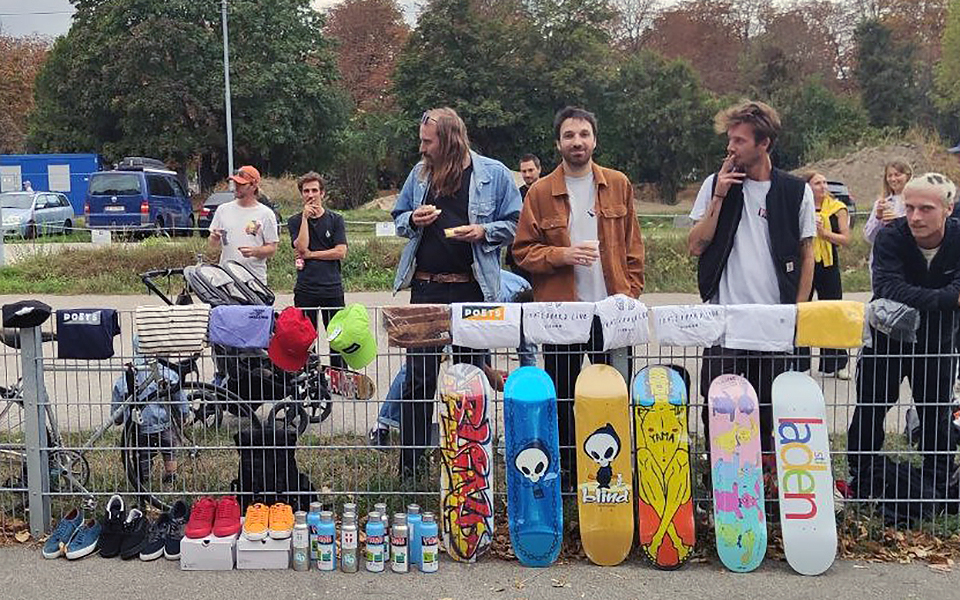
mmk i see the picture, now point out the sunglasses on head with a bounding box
[420,111,437,125]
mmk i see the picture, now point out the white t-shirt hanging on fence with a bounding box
[652,305,726,347]
[594,294,649,351]
[451,303,522,349]
[522,302,596,345]
[724,304,796,352]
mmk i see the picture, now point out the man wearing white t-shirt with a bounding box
[208,165,280,284]
[514,106,645,490]
[688,100,815,456]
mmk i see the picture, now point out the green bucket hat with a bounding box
[327,303,377,370]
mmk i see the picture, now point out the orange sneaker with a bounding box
[242,503,269,541]
[268,503,294,539]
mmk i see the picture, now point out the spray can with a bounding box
[406,504,422,570]
[420,512,439,573]
[374,502,389,540]
[307,501,322,564]
[340,512,359,573]
[292,511,310,572]
[365,511,385,572]
[343,502,357,516]
[317,511,337,571]
[391,513,409,573]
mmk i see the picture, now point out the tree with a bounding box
[600,51,719,203]
[607,0,659,54]
[935,0,960,127]
[28,0,347,188]
[853,18,922,128]
[325,0,409,109]
[0,31,48,153]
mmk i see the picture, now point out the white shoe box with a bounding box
[236,536,291,570]
[180,533,238,571]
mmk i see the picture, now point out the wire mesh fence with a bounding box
[1,305,958,549]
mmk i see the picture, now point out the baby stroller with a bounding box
[141,260,332,434]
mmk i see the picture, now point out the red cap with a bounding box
[229,165,261,186]
[268,307,317,372]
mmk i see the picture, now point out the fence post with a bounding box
[610,348,630,383]
[21,326,51,537]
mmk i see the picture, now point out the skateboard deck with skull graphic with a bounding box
[708,374,766,573]
[438,362,494,562]
[574,364,634,566]
[771,372,837,576]
[503,366,563,567]
[631,365,695,569]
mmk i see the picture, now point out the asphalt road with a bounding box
[1,546,957,600]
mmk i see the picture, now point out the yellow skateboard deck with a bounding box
[574,364,634,566]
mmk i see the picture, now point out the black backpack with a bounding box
[232,424,316,512]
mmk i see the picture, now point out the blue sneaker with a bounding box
[65,519,101,560]
[42,508,83,559]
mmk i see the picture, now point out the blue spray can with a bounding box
[365,511,386,572]
[406,504,422,569]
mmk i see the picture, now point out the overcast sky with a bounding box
[0,0,421,38]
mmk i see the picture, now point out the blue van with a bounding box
[85,158,194,235]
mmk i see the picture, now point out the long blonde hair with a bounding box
[882,160,913,198]
[421,107,471,197]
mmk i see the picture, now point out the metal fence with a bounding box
[1,305,957,547]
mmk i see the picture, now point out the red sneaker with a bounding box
[212,495,241,537]
[184,496,216,539]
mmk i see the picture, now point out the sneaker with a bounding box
[836,367,851,380]
[98,495,126,558]
[139,512,170,561]
[65,519,101,560]
[119,508,149,560]
[268,503,294,539]
[243,503,269,541]
[164,500,189,560]
[368,426,391,449]
[42,508,83,559]
[184,496,216,539]
[212,495,241,538]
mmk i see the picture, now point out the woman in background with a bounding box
[863,160,912,245]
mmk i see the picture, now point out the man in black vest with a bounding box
[687,100,815,454]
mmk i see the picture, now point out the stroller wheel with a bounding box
[266,402,309,435]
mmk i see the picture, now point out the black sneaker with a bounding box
[98,494,125,558]
[139,512,170,561]
[164,500,189,560]
[119,508,149,560]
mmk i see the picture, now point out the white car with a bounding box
[0,191,76,238]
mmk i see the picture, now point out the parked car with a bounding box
[826,180,857,227]
[84,157,194,236]
[197,191,282,237]
[0,191,75,238]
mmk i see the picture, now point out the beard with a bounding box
[561,147,592,168]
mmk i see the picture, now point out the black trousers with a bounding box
[795,262,849,373]
[294,290,345,369]
[543,317,610,489]
[699,346,793,454]
[847,331,958,489]
[399,280,486,480]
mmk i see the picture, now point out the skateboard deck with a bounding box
[438,362,494,562]
[574,364,634,566]
[504,366,563,568]
[323,366,375,400]
[708,374,767,573]
[772,372,837,576]
[631,365,695,569]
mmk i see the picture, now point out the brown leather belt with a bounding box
[414,270,473,283]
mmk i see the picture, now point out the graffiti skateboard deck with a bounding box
[631,365,695,569]
[772,372,837,576]
[504,367,563,568]
[323,366,375,400]
[708,374,767,573]
[574,364,634,566]
[438,362,494,562]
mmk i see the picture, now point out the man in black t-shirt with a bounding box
[288,172,348,368]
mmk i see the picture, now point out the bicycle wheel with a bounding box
[265,402,309,436]
[180,381,260,431]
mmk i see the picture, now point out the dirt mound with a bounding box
[799,142,960,210]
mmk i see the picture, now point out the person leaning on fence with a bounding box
[687,100,815,457]
[390,107,522,482]
[288,171,348,368]
[512,106,645,491]
[847,173,960,499]
[794,171,852,379]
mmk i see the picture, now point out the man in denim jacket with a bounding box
[391,107,522,480]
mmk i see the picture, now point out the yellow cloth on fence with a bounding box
[795,300,865,349]
[813,195,847,268]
